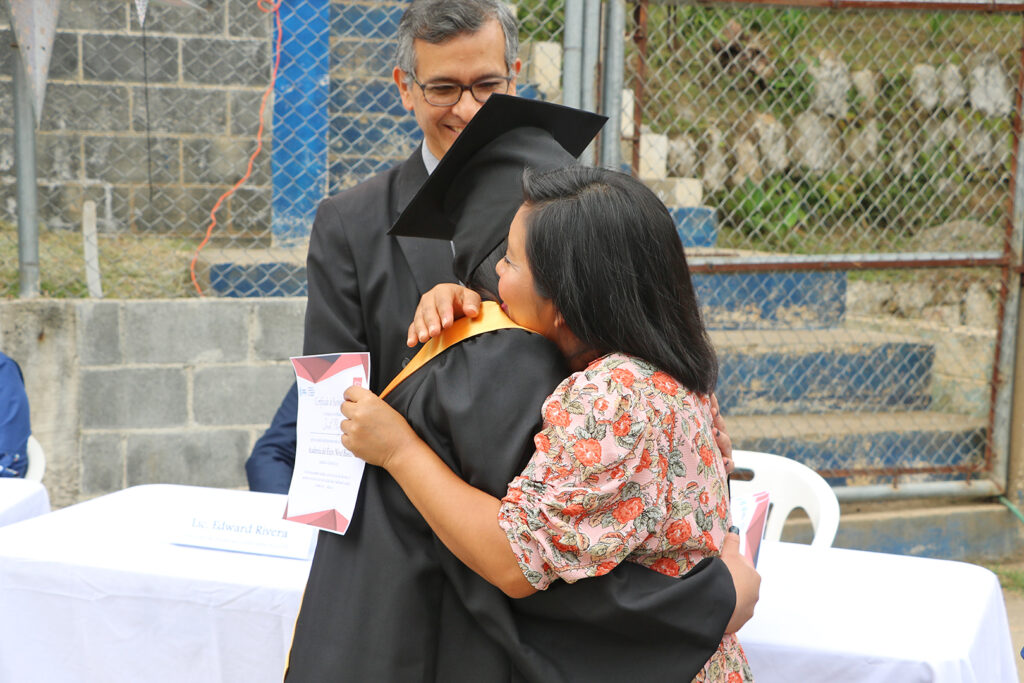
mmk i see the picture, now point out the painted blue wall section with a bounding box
[694,271,847,330]
[271,0,330,245]
[210,263,308,297]
[717,342,934,415]
[671,207,717,248]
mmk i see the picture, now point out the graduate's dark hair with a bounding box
[521,166,717,395]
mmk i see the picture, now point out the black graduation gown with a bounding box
[285,330,734,682]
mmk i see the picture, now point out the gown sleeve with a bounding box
[392,334,735,682]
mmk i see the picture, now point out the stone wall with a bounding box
[0,297,304,508]
[0,1,273,240]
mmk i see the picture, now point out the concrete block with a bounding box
[193,365,295,426]
[183,137,271,187]
[83,183,131,233]
[229,0,274,38]
[84,135,180,185]
[36,133,82,182]
[58,2,128,31]
[639,131,668,179]
[230,89,274,137]
[80,368,188,429]
[253,298,306,360]
[130,185,222,234]
[50,32,79,80]
[647,178,703,208]
[124,301,248,364]
[330,38,395,80]
[83,34,178,83]
[126,430,250,488]
[330,2,404,40]
[80,432,124,495]
[41,83,131,133]
[132,87,228,135]
[182,38,271,87]
[228,188,274,238]
[129,2,223,34]
[77,301,122,366]
[522,41,562,100]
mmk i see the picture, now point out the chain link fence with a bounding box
[617,2,1021,490]
[2,0,1021,494]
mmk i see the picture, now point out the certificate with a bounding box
[284,352,371,534]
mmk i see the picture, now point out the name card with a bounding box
[172,514,317,560]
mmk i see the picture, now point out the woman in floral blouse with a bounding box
[342,165,753,682]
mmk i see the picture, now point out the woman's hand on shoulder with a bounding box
[340,385,421,470]
[406,284,482,347]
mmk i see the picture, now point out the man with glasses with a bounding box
[301,0,520,380]
[246,0,520,491]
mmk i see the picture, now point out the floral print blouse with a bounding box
[497,353,753,682]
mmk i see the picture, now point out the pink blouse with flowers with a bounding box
[497,353,753,682]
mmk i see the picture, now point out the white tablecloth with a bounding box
[0,484,1016,683]
[0,484,312,683]
[738,541,1018,682]
[0,477,50,527]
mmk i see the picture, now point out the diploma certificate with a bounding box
[284,352,371,534]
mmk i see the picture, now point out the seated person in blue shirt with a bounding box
[0,352,32,478]
[245,382,297,494]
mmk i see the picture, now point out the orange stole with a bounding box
[379,301,531,399]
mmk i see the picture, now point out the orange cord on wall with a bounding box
[189,0,283,296]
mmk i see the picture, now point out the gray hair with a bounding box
[395,0,518,81]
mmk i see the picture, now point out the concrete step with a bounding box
[713,328,934,414]
[694,269,846,330]
[195,248,307,298]
[728,411,986,486]
[781,503,1022,563]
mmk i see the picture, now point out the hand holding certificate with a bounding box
[284,352,371,534]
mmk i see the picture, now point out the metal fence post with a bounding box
[563,0,583,109]
[599,0,625,170]
[13,44,39,299]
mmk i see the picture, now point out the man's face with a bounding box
[394,19,521,160]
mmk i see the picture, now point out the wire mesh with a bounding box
[620,3,1019,486]
[1,0,1019,491]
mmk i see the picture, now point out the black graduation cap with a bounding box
[389,94,606,282]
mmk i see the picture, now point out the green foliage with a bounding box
[718,177,808,251]
[517,0,564,43]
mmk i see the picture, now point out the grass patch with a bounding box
[987,563,1024,593]
[1,221,200,299]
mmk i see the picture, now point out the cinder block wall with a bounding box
[0,1,272,238]
[0,298,303,508]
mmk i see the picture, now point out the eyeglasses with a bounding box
[411,73,514,107]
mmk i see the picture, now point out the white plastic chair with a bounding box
[25,435,46,482]
[730,449,840,547]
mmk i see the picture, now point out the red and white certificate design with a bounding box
[284,352,371,535]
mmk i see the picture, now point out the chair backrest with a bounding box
[25,435,46,482]
[730,449,840,547]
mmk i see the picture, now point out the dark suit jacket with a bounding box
[303,150,456,393]
[285,330,734,682]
